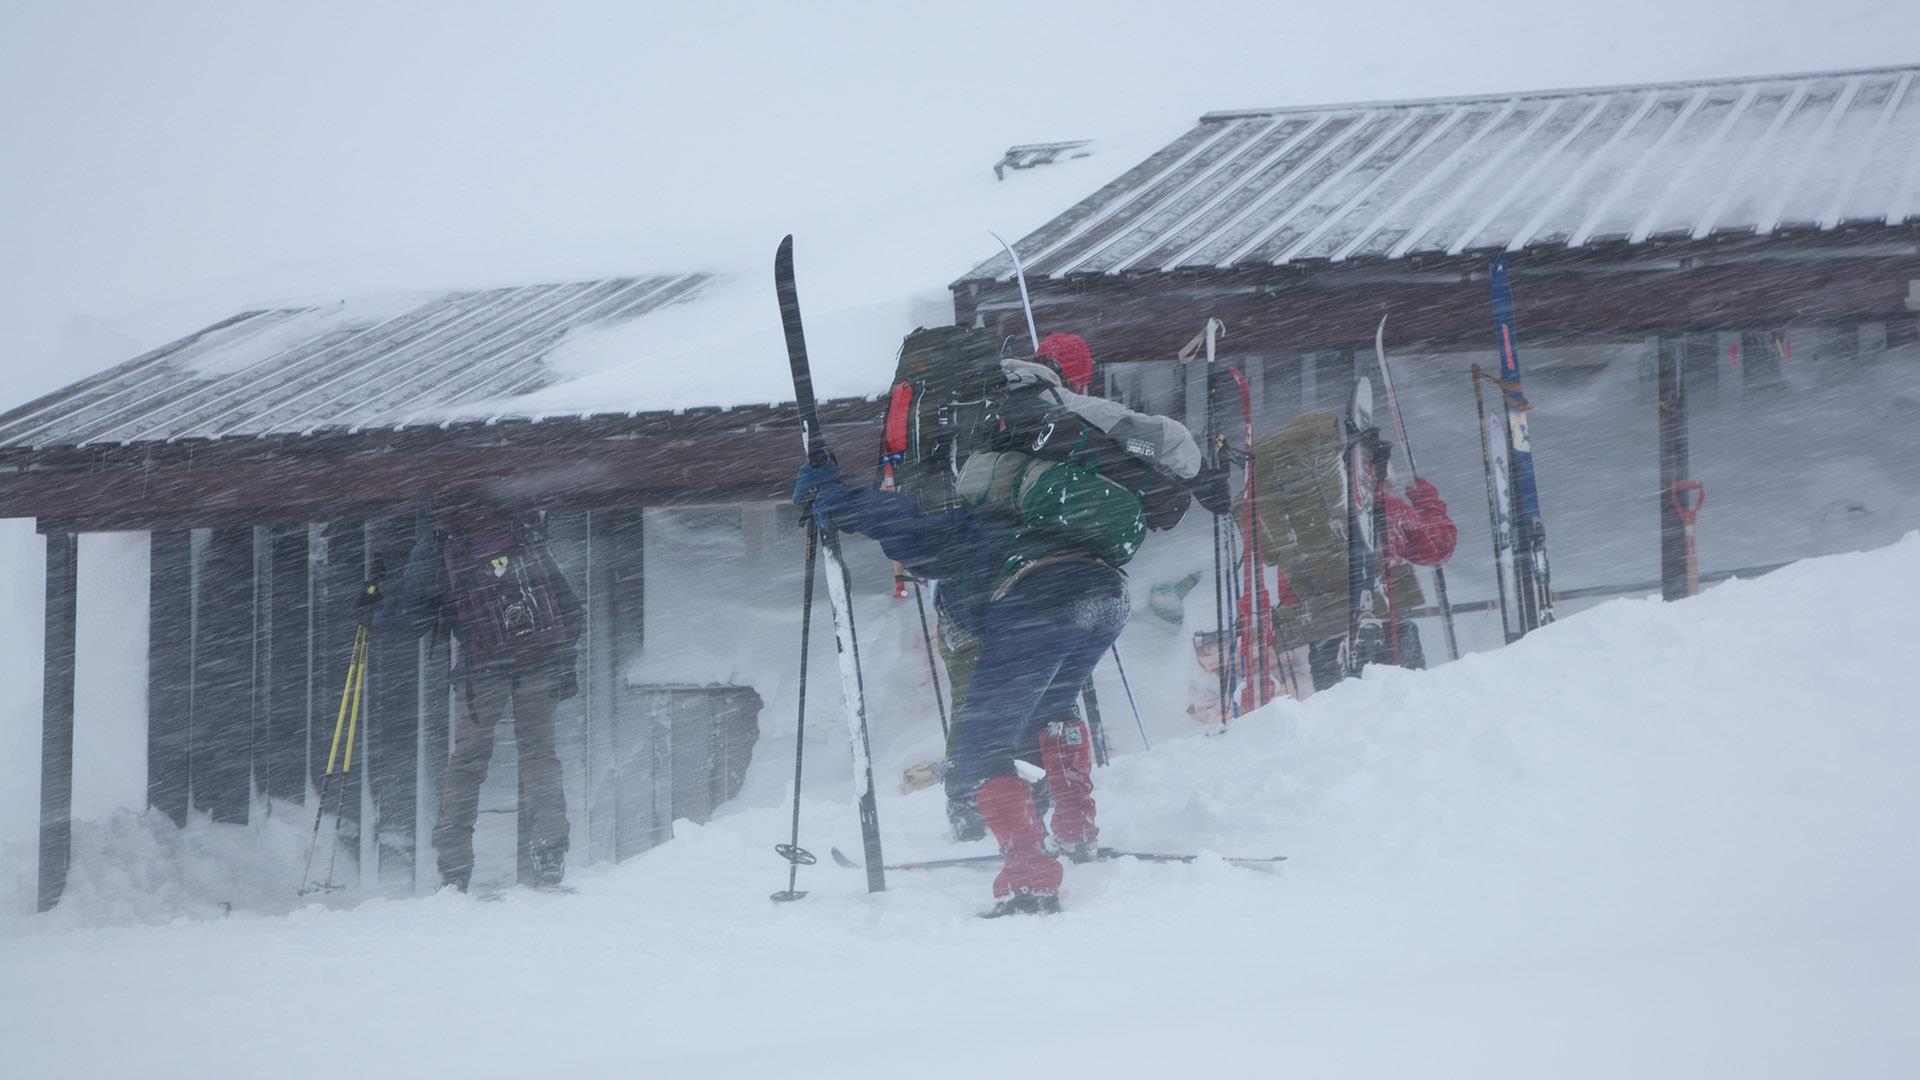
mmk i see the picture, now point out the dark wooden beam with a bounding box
[192,528,254,824]
[1,421,882,530]
[312,521,366,872]
[366,516,419,891]
[1657,336,1694,601]
[38,529,77,913]
[964,250,1920,364]
[263,525,311,804]
[147,530,193,827]
[589,508,649,862]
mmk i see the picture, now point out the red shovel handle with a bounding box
[1669,480,1706,526]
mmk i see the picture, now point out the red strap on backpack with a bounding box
[884,381,912,456]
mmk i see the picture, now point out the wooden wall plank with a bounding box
[37,530,77,913]
[263,525,311,804]
[367,518,419,890]
[146,530,193,826]
[191,528,254,824]
[1657,336,1694,601]
[312,521,365,864]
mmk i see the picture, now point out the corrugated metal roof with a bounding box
[961,64,1920,282]
[0,274,713,451]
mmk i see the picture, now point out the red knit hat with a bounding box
[1036,332,1094,392]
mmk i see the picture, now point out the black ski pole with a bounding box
[1109,645,1150,750]
[1079,677,1110,767]
[910,580,949,739]
[772,524,821,903]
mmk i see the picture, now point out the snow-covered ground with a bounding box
[4,535,1914,1078]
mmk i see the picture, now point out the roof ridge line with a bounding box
[1200,61,1920,121]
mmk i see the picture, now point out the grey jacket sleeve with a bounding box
[1000,358,1204,479]
[1058,389,1204,479]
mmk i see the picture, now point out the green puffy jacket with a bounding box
[954,449,1147,579]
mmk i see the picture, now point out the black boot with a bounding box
[980,893,1062,918]
[946,794,986,843]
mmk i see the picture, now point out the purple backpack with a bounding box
[441,525,571,668]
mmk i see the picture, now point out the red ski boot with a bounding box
[1040,718,1098,862]
[975,774,1062,916]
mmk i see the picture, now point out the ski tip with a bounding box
[829,846,861,869]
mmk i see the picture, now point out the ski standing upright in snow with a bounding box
[1486,255,1554,638]
[1344,377,1394,676]
[774,235,885,896]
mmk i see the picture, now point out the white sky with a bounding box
[1,0,1915,407]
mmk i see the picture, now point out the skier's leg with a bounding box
[509,670,570,884]
[1308,637,1345,691]
[975,773,1060,908]
[434,673,506,889]
[947,599,1067,794]
[950,590,1073,901]
[1395,620,1427,670]
[1034,576,1129,852]
[937,616,985,841]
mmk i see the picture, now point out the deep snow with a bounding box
[3,534,1915,1078]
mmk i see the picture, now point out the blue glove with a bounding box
[791,459,846,530]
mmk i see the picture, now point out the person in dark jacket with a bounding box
[793,458,1133,917]
[371,497,583,891]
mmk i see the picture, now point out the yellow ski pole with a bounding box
[340,626,367,774]
[300,624,368,895]
[325,626,367,774]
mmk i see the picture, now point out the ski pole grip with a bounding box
[1668,480,1706,526]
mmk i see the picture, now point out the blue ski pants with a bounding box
[948,562,1130,792]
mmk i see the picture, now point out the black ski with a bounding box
[830,846,1284,872]
[776,236,886,894]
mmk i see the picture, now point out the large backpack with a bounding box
[880,325,1010,514]
[441,521,574,669]
[881,326,1191,533]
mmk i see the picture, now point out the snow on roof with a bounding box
[960,63,1920,283]
[0,275,713,450]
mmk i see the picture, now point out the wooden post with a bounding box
[367,517,419,891]
[38,529,78,913]
[587,508,648,862]
[312,521,365,868]
[192,528,255,823]
[1657,336,1692,601]
[263,525,311,804]
[147,530,193,827]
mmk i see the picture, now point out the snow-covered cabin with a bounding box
[960,62,1920,606]
[0,274,890,910]
[8,62,1918,913]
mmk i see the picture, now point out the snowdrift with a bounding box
[3,536,1916,1078]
